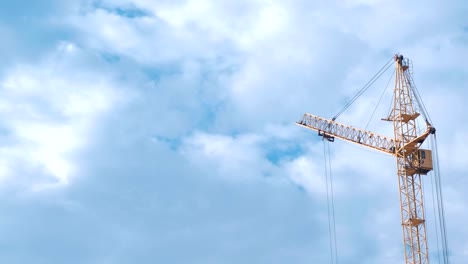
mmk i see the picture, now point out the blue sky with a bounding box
[0,0,467,263]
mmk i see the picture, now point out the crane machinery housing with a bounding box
[296,54,448,264]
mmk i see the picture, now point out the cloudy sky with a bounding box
[0,0,467,263]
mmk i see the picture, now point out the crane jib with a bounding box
[296,113,397,155]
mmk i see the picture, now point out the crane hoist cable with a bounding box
[332,56,395,121]
[323,140,338,264]
[429,136,442,264]
[430,134,450,264]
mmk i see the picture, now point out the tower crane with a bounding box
[296,54,439,264]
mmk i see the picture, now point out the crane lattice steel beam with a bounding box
[296,113,397,155]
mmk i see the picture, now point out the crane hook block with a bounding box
[318,131,335,142]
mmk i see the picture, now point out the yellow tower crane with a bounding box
[296,54,440,264]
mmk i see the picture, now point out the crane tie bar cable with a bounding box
[431,134,450,264]
[332,57,395,121]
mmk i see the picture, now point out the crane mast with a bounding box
[296,54,436,264]
[392,55,430,264]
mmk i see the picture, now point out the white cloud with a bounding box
[285,155,328,196]
[180,132,277,182]
[1,0,466,262]
[66,0,467,134]
[0,43,126,190]
[98,0,288,49]
[179,125,393,199]
[69,0,466,261]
